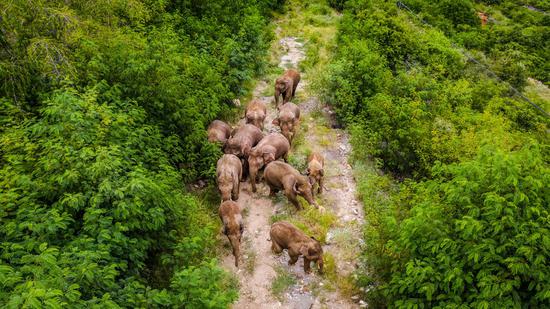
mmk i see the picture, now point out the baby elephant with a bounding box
[248,133,290,193]
[207,120,231,145]
[270,221,323,273]
[219,200,243,267]
[216,154,242,201]
[274,69,301,107]
[264,161,323,211]
[306,152,324,196]
[245,99,267,130]
[272,102,300,144]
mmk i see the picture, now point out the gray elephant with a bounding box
[306,152,324,196]
[264,161,323,211]
[248,133,290,193]
[270,221,323,273]
[245,99,267,130]
[272,102,300,144]
[274,69,301,107]
[216,154,242,201]
[224,124,264,180]
[207,120,231,145]
[219,200,243,267]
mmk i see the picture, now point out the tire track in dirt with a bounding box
[220,35,365,309]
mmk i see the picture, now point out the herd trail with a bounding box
[220,18,366,309]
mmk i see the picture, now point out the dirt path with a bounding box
[220,10,366,309]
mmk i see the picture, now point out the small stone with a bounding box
[351,295,359,300]
[353,208,359,215]
[232,99,241,107]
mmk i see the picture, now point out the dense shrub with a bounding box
[388,145,549,307]
[0,0,281,306]
[321,0,550,306]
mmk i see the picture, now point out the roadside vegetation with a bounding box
[0,0,283,307]
[320,0,549,307]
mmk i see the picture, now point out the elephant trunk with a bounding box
[317,256,324,273]
[303,191,317,208]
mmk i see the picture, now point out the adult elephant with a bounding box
[274,69,301,107]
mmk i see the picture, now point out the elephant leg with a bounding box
[271,241,283,254]
[287,89,293,103]
[250,170,257,193]
[303,257,311,273]
[292,83,298,100]
[288,254,299,265]
[232,183,239,201]
[269,185,277,197]
[285,188,301,210]
[241,159,248,182]
[318,178,323,194]
[283,151,289,163]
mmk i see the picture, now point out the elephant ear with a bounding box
[263,152,275,164]
[299,244,309,256]
[242,144,252,156]
[292,179,299,194]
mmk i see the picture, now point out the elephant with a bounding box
[306,152,324,196]
[207,120,231,145]
[216,154,242,201]
[264,161,323,211]
[245,99,267,130]
[219,200,243,267]
[274,69,301,107]
[224,124,264,180]
[272,102,300,144]
[248,133,290,193]
[270,221,323,273]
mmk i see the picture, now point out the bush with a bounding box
[0,0,281,306]
[322,0,550,306]
[383,145,550,307]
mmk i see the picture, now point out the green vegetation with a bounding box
[318,0,550,307]
[271,266,296,299]
[401,0,549,87]
[0,0,283,307]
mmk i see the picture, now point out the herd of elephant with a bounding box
[207,69,325,274]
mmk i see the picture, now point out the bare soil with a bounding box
[220,35,366,309]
